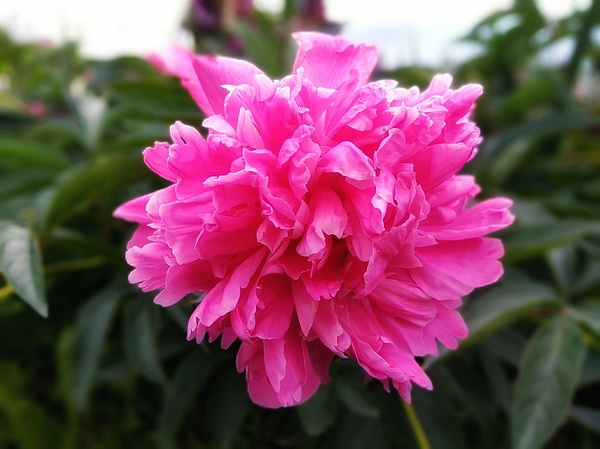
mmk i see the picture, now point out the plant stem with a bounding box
[403,400,431,449]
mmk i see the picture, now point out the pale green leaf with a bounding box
[0,222,46,317]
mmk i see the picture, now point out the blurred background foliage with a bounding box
[1,0,600,448]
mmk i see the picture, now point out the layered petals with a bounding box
[116,32,513,408]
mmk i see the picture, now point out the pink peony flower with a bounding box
[115,32,514,408]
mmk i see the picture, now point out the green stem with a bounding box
[403,400,431,449]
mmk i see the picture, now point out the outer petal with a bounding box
[237,326,332,408]
[113,194,152,224]
[292,32,378,90]
[422,197,514,240]
[147,45,196,79]
[191,56,264,116]
[411,238,505,299]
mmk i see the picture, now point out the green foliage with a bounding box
[511,315,587,449]
[1,0,600,447]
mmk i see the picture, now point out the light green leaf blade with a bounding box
[511,315,587,449]
[0,222,47,317]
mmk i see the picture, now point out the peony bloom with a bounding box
[115,32,513,408]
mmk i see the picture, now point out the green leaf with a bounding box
[502,220,600,262]
[329,410,382,449]
[298,383,338,436]
[230,20,285,77]
[480,351,511,414]
[570,300,600,338]
[159,351,216,449]
[579,350,600,387]
[575,259,600,296]
[547,245,578,297]
[0,171,54,198]
[123,298,167,385]
[570,406,600,433]
[511,314,587,449]
[0,222,46,317]
[484,113,600,166]
[71,284,122,409]
[110,79,203,120]
[464,275,562,344]
[55,328,78,448]
[497,77,558,123]
[333,368,380,418]
[0,138,69,171]
[412,387,470,449]
[39,155,148,232]
[0,361,61,449]
[208,364,249,446]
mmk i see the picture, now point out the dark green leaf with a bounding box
[230,20,285,77]
[464,276,562,344]
[39,155,148,232]
[208,365,249,446]
[123,298,167,385]
[482,328,528,367]
[0,138,69,171]
[570,406,600,433]
[579,350,600,387]
[333,369,379,418]
[328,410,382,449]
[502,220,600,262]
[412,387,469,449]
[570,300,600,338]
[110,79,203,120]
[55,328,78,447]
[159,350,216,449]
[547,245,579,297]
[298,383,338,436]
[71,284,122,409]
[484,113,600,165]
[511,314,587,449]
[480,351,511,414]
[0,362,61,449]
[575,259,600,296]
[0,222,46,317]
[0,171,54,197]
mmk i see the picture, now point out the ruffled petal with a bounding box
[191,56,264,116]
[293,32,378,90]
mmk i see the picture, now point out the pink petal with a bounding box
[191,56,264,116]
[319,141,375,180]
[113,194,152,224]
[292,32,378,90]
[411,238,505,299]
[422,197,514,240]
